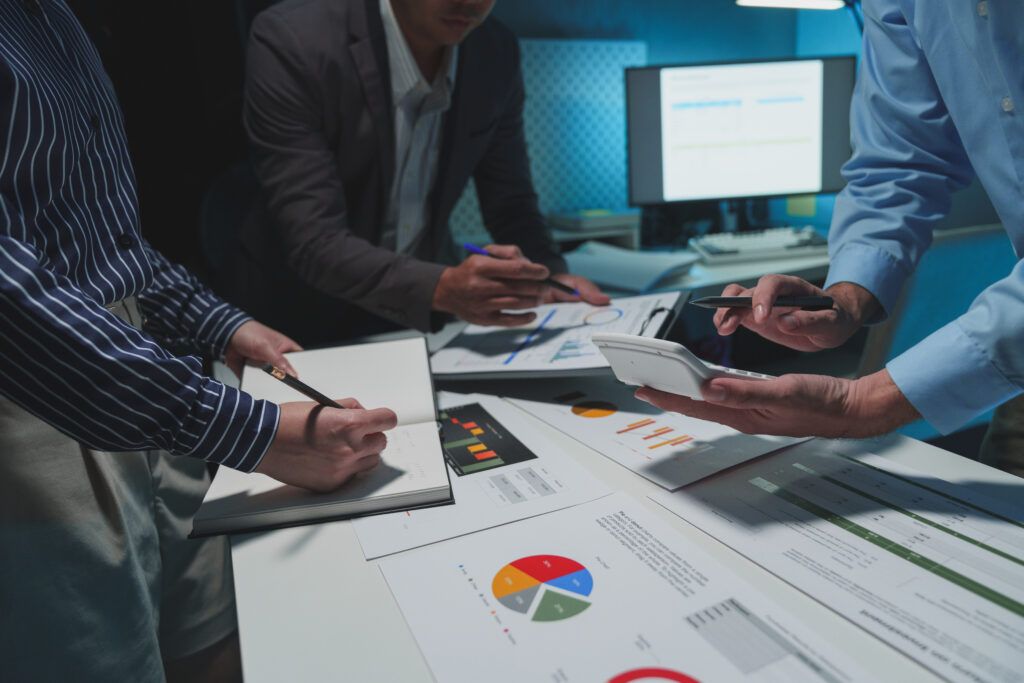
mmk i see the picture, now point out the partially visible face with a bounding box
[390,0,496,49]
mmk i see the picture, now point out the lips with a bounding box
[441,16,474,31]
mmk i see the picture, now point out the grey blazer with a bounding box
[239,0,565,337]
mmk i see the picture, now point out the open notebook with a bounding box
[191,337,451,536]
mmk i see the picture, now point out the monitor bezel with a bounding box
[625,54,857,207]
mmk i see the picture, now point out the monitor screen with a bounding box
[626,56,856,205]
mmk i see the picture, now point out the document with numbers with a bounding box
[651,440,1024,683]
[353,392,611,558]
[380,494,869,683]
[429,292,683,379]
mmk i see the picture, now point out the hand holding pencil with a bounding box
[253,363,398,492]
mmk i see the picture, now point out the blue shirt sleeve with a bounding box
[825,0,1024,433]
[824,2,974,318]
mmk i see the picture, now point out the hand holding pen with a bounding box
[429,242,607,327]
[711,274,875,353]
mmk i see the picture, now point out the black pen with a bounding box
[463,242,580,296]
[261,363,345,409]
[690,295,834,311]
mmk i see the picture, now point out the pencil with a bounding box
[261,363,345,409]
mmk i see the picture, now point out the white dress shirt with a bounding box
[379,0,459,254]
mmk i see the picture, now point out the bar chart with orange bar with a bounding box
[439,403,538,476]
[508,378,802,490]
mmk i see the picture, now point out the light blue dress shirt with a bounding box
[824,0,1024,434]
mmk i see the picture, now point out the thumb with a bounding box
[702,377,776,407]
[266,347,298,377]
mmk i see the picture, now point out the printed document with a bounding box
[353,392,611,558]
[508,375,802,490]
[651,440,1024,683]
[380,494,869,683]
[430,292,681,379]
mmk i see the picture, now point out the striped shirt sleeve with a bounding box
[138,240,252,360]
[0,220,279,472]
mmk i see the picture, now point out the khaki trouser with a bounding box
[0,299,237,682]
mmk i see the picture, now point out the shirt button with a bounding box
[89,114,100,130]
[1002,96,1014,113]
[116,234,134,249]
[977,1,988,16]
[24,0,42,18]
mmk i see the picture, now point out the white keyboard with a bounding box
[690,226,828,265]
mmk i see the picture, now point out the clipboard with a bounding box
[429,291,689,380]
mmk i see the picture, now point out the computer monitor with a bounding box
[626,56,856,206]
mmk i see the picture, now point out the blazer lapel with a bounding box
[350,0,395,207]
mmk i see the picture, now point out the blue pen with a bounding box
[464,243,579,296]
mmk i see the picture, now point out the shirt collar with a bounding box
[380,0,458,105]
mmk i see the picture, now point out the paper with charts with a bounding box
[352,392,611,559]
[650,440,1024,683]
[380,493,869,683]
[429,292,681,378]
[507,375,802,490]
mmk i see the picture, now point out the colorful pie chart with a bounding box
[492,555,593,622]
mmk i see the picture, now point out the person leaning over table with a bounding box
[0,3,396,682]
[234,0,609,347]
[635,0,1024,477]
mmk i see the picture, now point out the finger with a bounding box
[701,377,780,408]
[476,256,549,281]
[269,350,298,377]
[480,311,538,327]
[484,243,523,259]
[360,431,388,456]
[750,274,818,323]
[713,283,752,331]
[553,275,609,304]
[636,387,741,424]
[715,307,753,335]
[489,278,548,298]
[356,407,399,436]
[278,335,303,354]
[332,397,365,410]
[352,453,383,479]
[477,295,543,311]
[775,309,839,337]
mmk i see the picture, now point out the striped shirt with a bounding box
[0,0,278,471]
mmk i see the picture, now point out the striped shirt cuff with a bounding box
[178,378,280,471]
[189,291,253,359]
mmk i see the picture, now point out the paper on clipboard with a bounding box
[429,292,684,380]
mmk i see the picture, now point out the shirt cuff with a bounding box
[886,319,1021,435]
[825,242,911,324]
[191,293,253,358]
[176,377,280,471]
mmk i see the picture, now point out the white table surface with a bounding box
[227,371,1022,682]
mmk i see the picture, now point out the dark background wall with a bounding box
[65,0,801,276]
